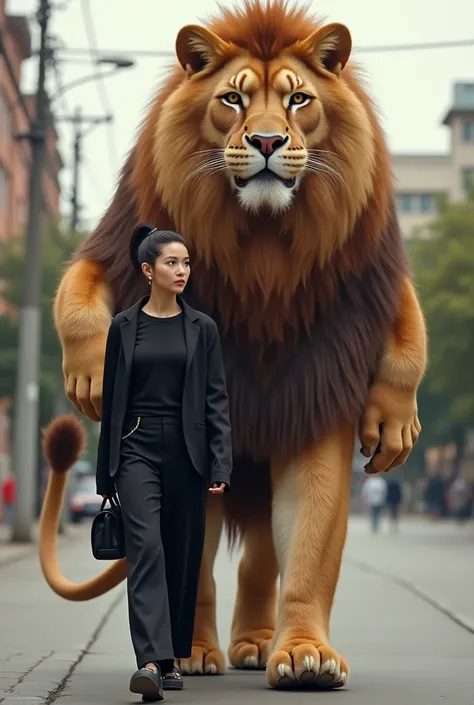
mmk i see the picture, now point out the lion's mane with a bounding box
[76,0,407,538]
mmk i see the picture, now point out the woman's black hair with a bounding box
[129,223,187,274]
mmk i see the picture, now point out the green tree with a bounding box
[409,189,474,466]
[0,222,98,470]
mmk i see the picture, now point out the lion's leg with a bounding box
[266,425,354,690]
[360,277,427,473]
[227,517,278,670]
[178,496,226,675]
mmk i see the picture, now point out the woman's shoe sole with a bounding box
[129,672,164,702]
[163,678,184,690]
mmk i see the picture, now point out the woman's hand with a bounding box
[208,482,226,495]
[101,494,113,500]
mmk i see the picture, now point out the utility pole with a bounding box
[11,0,52,543]
[56,109,112,231]
[71,107,81,231]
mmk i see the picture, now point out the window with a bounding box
[462,168,474,194]
[396,193,437,214]
[461,120,474,142]
[0,164,9,211]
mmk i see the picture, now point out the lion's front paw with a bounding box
[266,641,349,690]
[360,381,421,473]
[63,332,107,422]
[228,629,273,669]
[178,644,226,675]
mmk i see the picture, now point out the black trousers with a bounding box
[115,416,207,669]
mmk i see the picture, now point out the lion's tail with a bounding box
[39,414,126,601]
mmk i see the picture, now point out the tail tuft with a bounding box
[42,414,86,474]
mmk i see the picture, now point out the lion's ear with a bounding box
[300,23,352,77]
[176,25,228,75]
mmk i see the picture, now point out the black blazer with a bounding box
[96,295,232,495]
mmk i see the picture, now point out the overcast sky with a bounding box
[8,0,474,230]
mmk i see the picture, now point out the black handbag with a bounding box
[91,495,126,560]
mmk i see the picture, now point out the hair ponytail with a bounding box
[129,223,187,275]
[129,223,157,274]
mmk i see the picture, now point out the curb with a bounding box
[0,526,87,569]
[0,544,36,568]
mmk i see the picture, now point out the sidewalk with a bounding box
[1,518,473,704]
[0,521,87,567]
[0,523,124,705]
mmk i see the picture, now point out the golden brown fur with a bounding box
[40,0,427,690]
[39,416,126,599]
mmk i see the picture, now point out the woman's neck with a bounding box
[143,290,181,318]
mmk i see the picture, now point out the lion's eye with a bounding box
[289,92,312,108]
[220,92,243,108]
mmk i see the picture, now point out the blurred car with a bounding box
[69,474,102,523]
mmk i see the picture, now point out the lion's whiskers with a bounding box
[183,155,228,187]
[305,157,346,189]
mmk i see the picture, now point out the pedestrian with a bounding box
[1,472,15,528]
[95,223,233,702]
[361,474,387,533]
[447,476,473,524]
[385,478,403,532]
[424,474,446,519]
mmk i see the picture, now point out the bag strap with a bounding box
[100,493,121,511]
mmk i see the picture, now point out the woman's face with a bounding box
[142,242,190,295]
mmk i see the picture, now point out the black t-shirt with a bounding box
[127,310,186,417]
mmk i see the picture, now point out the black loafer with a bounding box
[163,667,183,691]
[129,667,164,702]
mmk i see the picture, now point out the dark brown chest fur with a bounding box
[184,214,407,460]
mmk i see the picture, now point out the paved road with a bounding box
[1,515,473,705]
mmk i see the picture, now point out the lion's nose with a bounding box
[245,133,287,156]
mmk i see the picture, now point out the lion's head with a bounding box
[175,18,367,218]
[127,0,394,338]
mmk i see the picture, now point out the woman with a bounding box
[96,223,232,702]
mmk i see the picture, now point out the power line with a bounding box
[79,0,118,173]
[354,38,474,53]
[54,36,474,61]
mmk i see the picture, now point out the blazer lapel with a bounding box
[184,317,200,378]
[120,296,147,383]
[120,317,137,384]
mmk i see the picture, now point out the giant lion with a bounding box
[39,0,427,690]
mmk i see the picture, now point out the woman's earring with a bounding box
[148,276,152,286]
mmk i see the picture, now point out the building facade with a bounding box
[0,4,63,242]
[393,82,474,238]
[0,1,63,491]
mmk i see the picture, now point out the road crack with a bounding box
[0,650,54,703]
[42,588,125,704]
[348,556,474,636]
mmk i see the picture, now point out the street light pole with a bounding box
[11,0,52,543]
